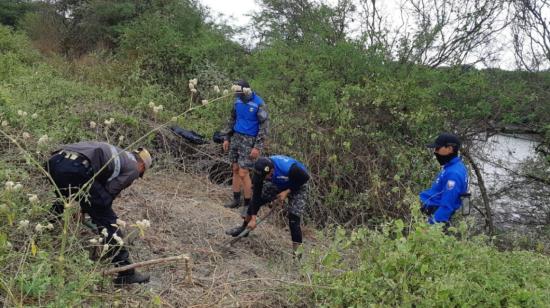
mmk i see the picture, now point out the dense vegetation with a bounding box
[1,0,549,305]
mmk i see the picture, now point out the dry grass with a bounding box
[100,167,308,307]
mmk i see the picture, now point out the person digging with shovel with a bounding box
[226,155,310,254]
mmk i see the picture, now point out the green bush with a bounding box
[300,216,550,307]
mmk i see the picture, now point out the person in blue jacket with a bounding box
[222,80,269,210]
[226,155,310,253]
[420,133,469,226]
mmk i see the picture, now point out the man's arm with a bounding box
[248,172,265,216]
[254,104,269,150]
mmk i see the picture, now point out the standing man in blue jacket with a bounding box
[420,133,469,226]
[222,80,269,210]
[226,155,310,253]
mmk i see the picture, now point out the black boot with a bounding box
[225,223,249,237]
[110,242,150,285]
[113,270,150,285]
[224,192,242,208]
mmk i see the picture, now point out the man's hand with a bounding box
[277,189,290,205]
[247,216,257,230]
[223,140,230,152]
[249,147,260,159]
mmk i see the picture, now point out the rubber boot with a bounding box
[225,222,249,237]
[224,192,241,209]
[111,244,150,286]
[113,269,150,285]
[240,198,251,218]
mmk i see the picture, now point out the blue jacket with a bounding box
[233,93,264,137]
[271,155,308,190]
[419,156,468,224]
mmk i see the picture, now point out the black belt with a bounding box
[57,150,90,168]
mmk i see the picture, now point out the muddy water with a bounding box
[471,133,548,231]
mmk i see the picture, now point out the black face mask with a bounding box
[434,152,457,166]
[238,92,252,102]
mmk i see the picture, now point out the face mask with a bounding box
[434,152,457,165]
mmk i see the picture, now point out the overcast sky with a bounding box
[200,0,517,69]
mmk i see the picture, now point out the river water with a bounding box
[470,133,549,233]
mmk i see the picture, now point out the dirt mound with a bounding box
[102,169,304,306]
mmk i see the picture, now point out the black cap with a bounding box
[427,133,461,149]
[233,79,250,88]
[254,157,274,175]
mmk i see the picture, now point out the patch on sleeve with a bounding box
[446,180,456,190]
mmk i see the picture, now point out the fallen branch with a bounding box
[103,254,192,283]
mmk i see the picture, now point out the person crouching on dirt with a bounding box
[419,133,469,228]
[45,141,152,285]
[226,155,310,253]
[222,79,269,210]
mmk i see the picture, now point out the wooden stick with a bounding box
[102,254,190,275]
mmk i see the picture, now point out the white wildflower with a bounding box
[18,220,30,228]
[101,228,109,238]
[104,119,112,126]
[31,113,38,119]
[231,84,241,92]
[148,101,155,108]
[13,183,22,191]
[2,120,8,127]
[5,241,12,249]
[89,238,99,244]
[28,194,39,203]
[35,223,44,232]
[112,233,124,245]
[243,87,252,95]
[190,88,197,94]
[101,243,110,255]
[223,89,228,95]
[118,135,124,142]
[213,85,220,93]
[201,99,209,106]
[152,105,164,114]
[136,219,151,229]
[22,132,30,139]
[116,219,127,228]
[188,82,195,91]
[45,223,54,230]
[4,181,15,191]
[17,110,25,116]
[171,116,178,122]
[37,135,49,145]
[89,121,97,129]
[190,78,198,86]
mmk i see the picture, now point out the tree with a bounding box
[252,0,356,46]
[511,0,550,71]
[0,0,42,28]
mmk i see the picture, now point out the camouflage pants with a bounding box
[247,182,309,217]
[228,132,256,169]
